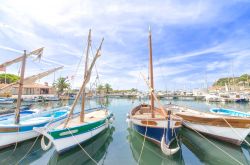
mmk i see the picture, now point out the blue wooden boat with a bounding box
[0,98,15,104]
[127,28,182,156]
[0,106,70,149]
[210,108,250,117]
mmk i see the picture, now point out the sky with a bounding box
[0,0,250,91]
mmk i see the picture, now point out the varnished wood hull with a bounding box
[168,104,250,145]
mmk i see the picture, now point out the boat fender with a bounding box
[109,117,114,124]
[160,136,180,155]
[41,135,52,151]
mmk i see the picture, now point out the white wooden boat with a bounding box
[48,126,114,164]
[0,106,70,149]
[166,104,250,145]
[128,28,182,156]
[0,48,65,149]
[34,30,114,153]
[35,109,113,153]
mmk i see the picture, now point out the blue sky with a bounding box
[0,0,250,91]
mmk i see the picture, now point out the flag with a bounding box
[30,47,44,61]
[0,66,6,72]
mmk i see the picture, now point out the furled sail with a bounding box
[0,47,44,68]
[0,66,63,93]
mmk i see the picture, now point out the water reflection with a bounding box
[48,126,115,165]
[181,128,250,165]
[0,136,51,165]
[127,128,184,165]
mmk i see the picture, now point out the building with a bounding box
[12,82,56,95]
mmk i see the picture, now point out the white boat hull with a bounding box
[0,131,38,149]
[53,123,109,152]
[183,121,250,145]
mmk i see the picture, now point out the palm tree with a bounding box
[104,83,112,94]
[53,77,70,96]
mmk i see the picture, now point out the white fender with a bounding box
[41,135,52,151]
[160,136,180,155]
[109,117,114,124]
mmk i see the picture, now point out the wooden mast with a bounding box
[149,27,155,118]
[80,29,91,122]
[64,38,104,128]
[15,50,27,124]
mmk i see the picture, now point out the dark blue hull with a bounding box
[132,123,180,145]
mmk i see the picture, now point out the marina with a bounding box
[1,1,250,164]
[0,99,250,164]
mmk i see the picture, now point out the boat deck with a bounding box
[133,112,165,119]
[57,109,108,129]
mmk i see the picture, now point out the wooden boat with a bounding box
[0,106,70,149]
[0,48,66,149]
[210,108,250,117]
[127,28,182,156]
[34,30,114,153]
[0,98,14,104]
[48,126,114,165]
[166,104,250,145]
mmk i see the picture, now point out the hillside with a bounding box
[213,74,250,86]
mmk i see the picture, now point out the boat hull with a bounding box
[131,122,180,145]
[183,121,250,145]
[35,111,114,153]
[52,122,110,153]
[0,108,70,149]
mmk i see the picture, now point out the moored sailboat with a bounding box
[0,49,68,149]
[34,30,114,153]
[166,104,250,145]
[127,28,182,156]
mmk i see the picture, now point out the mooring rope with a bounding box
[14,135,40,165]
[185,122,244,165]
[222,117,250,147]
[66,127,98,165]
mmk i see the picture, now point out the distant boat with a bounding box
[168,104,250,145]
[210,108,250,117]
[0,98,14,104]
[34,30,114,153]
[45,96,60,101]
[127,28,182,156]
[23,96,44,102]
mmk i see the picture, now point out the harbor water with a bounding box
[0,98,250,165]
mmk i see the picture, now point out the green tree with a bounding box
[104,83,112,94]
[53,77,70,95]
[130,88,138,92]
[97,85,104,94]
[0,73,20,84]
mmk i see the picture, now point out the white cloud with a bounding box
[0,0,249,90]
